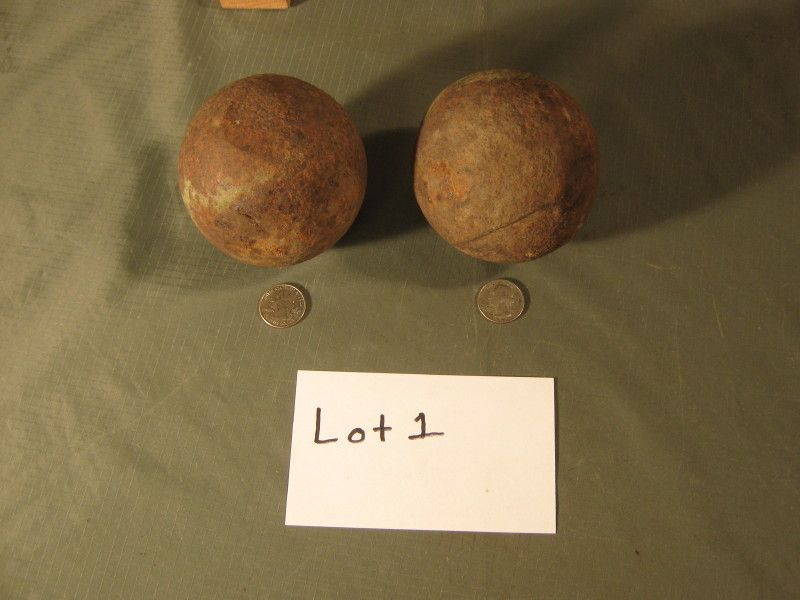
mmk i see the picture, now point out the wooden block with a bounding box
[219,0,291,8]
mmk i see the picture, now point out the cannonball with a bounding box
[178,74,367,267]
[414,69,598,263]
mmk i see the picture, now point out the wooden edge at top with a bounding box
[219,0,291,9]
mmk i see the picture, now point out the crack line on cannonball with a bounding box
[454,201,558,246]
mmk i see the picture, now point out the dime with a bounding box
[476,279,525,324]
[258,284,307,328]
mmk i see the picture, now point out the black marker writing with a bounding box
[314,410,441,444]
[314,407,338,444]
[348,428,366,443]
[372,414,392,442]
[408,412,445,440]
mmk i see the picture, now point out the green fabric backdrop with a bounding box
[1,1,798,597]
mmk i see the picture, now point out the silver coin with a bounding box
[476,279,526,324]
[258,283,307,328]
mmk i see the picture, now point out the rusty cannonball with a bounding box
[414,69,598,263]
[178,74,367,267]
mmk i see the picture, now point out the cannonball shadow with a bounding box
[339,1,800,261]
[338,128,425,246]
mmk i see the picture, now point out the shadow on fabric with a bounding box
[345,3,800,244]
